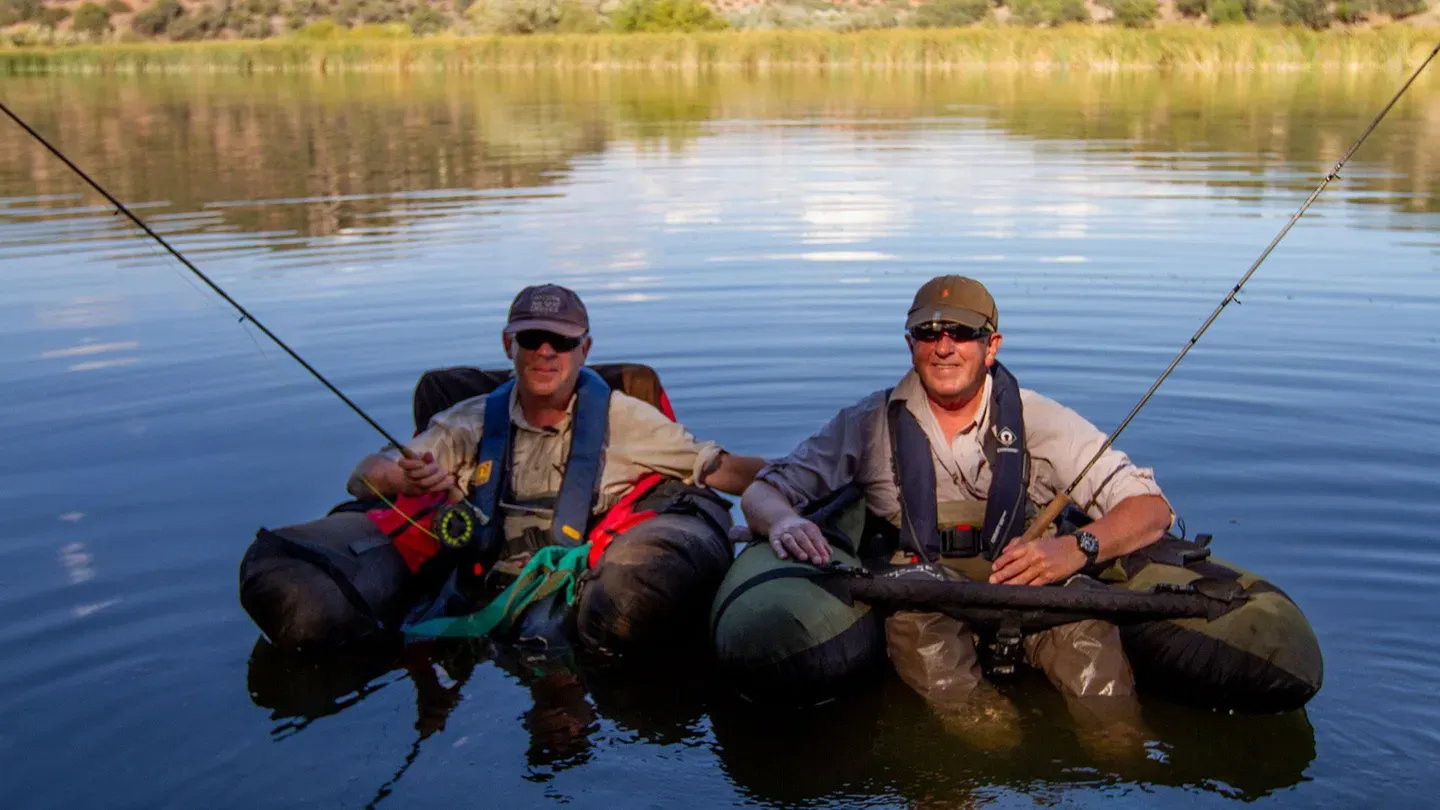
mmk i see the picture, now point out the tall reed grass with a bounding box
[2,27,1436,75]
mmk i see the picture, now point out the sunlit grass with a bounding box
[1,27,1435,75]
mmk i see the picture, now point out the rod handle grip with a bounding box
[1019,494,1072,544]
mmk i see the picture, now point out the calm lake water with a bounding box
[2,69,1439,809]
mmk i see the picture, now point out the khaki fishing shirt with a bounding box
[755,370,1167,526]
[379,387,724,520]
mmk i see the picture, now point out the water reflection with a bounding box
[1,71,1437,248]
[247,635,1315,807]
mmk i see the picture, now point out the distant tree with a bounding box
[610,0,728,31]
[106,0,132,10]
[1373,0,1426,17]
[131,0,183,35]
[1175,0,1207,15]
[408,0,447,32]
[1281,0,1330,27]
[38,4,70,26]
[471,0,561,32]
[0,0,40,25]
[1206,0,1250,19]
[913,0,991,26]
[1110,0,1158,25]
[73,1,113,35]
[555,0,603,31]
[1332,0,1367,22]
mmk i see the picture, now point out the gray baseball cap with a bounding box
[504,284,590,339]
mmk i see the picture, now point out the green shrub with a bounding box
[38,4,70,26]
[131,0,183,35]
[471,0,561,32]
[408,0,447,31]
[555,0,603,31]
[237,14,272,35]
[1332,0,1366,21]
[106,0,131,10]
[913,0,990,27]
[611,0,727,32]
[1175,0,1207,15]
[1110,0,1157,25]
[0,0,41,26]
[1206,0,1249,19]
[72,1,112,34]
[1374,0,1426,16]
[1281,0,1330,27]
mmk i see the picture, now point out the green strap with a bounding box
[405,544,591,640]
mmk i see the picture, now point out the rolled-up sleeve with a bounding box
[754,391,885,510]
[1022,392,1168,519]
[607,392,724,486]
[378,396,484,480]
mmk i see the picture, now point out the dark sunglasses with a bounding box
[515,330,585,353]
[909,323,992,344]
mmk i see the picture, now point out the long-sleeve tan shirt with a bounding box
[755,370,1167,527]
[370,387,724,523]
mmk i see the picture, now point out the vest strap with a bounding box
[888,360,1031,562]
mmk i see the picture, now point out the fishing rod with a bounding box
[1018,40,1440,544]
[0,100,464,511]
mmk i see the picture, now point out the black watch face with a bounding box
[1078,533,1099,555]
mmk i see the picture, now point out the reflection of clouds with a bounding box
[33,297,128,329]
[58,512,85,523]
[59,542,94,585]
[74,600,120,619]
[1038,256,1089,264]
[800,181,908,246]
[41,339,140,372]
[41,341,139,359]
[662,203,721,226]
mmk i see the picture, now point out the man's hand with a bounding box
[989,535,1086,586]
[769,515,832,564]
[397,451,456,496]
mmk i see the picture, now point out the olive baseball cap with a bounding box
[504,284,590,338]
[905,275,998,332]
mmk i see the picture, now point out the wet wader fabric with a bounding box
[238,363,731,653]
[239,511,412,649]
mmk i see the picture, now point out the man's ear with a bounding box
[578,336,593,362]
[502,332,515,361]
[984,332,1004,367]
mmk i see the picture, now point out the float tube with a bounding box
[711,487,1322,712]
[240,363,733,654]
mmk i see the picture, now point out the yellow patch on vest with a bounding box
[474,460,493,486]
[561,524,582,541]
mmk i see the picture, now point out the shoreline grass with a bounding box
[2,27,1437,75]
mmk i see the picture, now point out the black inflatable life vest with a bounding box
[888,361,1029,562]
[468,366,612,556]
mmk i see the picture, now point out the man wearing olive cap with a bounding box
[742,275,1173,721]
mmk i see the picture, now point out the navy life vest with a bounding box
[887,361,1029,562]
[468,367,611,553]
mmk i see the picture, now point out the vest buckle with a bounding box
[938,524,981,558]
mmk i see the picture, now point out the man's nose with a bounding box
[535,341,558,358]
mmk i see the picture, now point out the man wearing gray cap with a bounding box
[741,275,1173,746]
[349,283,765,544]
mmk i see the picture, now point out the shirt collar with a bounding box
[890,369,993,441]
[508,384,575,434]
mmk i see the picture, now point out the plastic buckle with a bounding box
[939,525,980,558]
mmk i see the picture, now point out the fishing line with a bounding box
[1019,41,1440,542]
[0,99,467,521]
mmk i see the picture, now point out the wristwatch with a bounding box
[1074,530,1101,567]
